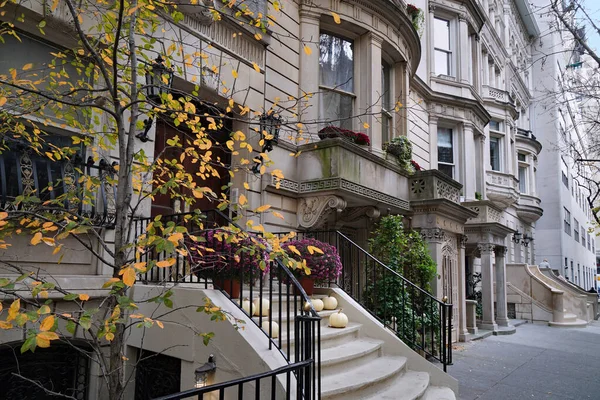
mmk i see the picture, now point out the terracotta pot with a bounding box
[214,278,241,299]
[295,276,315,296]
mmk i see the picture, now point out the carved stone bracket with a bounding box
[297,195,347,229]
[339,206,380,223]
[494,245,507,257]
[477,243,496,254]
[459,234,468,249]
[420,228,446,243]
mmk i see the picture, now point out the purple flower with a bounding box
[282,238,343,284]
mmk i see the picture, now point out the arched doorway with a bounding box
[0,340,91,399]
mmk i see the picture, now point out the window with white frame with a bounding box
[574,218,579,241]
[437,127,454,178]
[434,18,452,76]
[490,137,501,171]
[381,61,392,144]
[564,207,571,235]
[319,32,354,130]
[517,153,528,193]
[582,228,586,248]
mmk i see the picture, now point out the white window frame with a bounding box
[517,152,529,194]
[437,125,456,179]
[381,59,393,144]
[433,16,454,77]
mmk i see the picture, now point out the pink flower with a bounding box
[282,238,343,284]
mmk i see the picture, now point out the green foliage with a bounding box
[383,136,413,172]
[368,215,436,291]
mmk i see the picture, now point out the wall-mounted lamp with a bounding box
[512,230,522,244]
[522,233,533,247]
[251,112,283,173]
[136,56,174,142]
[194,355,216,388]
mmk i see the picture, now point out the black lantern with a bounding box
[522,233,533,247]
[512,230,522,244]
[194,355,217,388]
[144,56,174,102]
[259,112,282,151]
[137,56,174,142]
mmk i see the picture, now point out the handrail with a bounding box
[152,359,313,400]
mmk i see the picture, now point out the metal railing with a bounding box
[134,210,321,399]
[152,359,313,400]
[275,230,453,371]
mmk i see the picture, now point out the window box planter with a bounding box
[318,126,370,146]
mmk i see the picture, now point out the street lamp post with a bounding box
[136,56,174,142]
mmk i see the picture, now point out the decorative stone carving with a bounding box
[495,245,507,257]
[411,179,426,195]
[460,235,468,248]
[420,228,446,242]
[297,195,347,229]
[338,206,380,223]
[436,181,460,203]
[477,243,496,254]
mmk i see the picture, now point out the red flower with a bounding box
[318,126,371,146]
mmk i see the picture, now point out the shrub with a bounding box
[282,238,343,284]
[383,136,413,172]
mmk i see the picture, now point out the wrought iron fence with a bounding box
[274,230,453,371]
[134,210,321,399]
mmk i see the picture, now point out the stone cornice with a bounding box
[410,198,478,224]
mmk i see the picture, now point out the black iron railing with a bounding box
[134,210,321,399]
[152,359,313,400]
[275,230,453,371]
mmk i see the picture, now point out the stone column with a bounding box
[462,123,476,200]
[458,235,470,341]
[478,243,498,331]
[360,33,383,151]
[421,228,445,298]
[298,7,321,127]
[394,61,409,138]
[458,15,470,84]
[495,245,511,327]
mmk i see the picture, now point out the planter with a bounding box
[318,126,371,146]
[295,276,315,296]
[213,278,241,299]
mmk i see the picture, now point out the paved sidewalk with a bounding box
[449,321,600,399]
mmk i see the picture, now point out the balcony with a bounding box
[516,194,543,223]
[462,200,505,225]
[481,85,513,104]
[485,170,519,209]
[516,128,542,155]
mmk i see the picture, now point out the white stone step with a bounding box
[549,319,588,328]
[321,356,408,399]
[420,386,456,400]
[252,309,338,325]
[364,370,430,400]
[320,339,383,375]
[563,312,577,322]
[281,322,362,349]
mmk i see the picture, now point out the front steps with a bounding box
[548,312,588,328]
[239,289,457,400]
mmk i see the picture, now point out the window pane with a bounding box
[382,114,391,144]
[519,166,527,193]
[434,18,450,51]
[490,137,500,171]
[437,128,453,163]
[381,62,391,111]
[439,163,453,179]
[319,90,354,130]
[489,121,500,131]
[320,33,354,92]
[518,153,526,162]
[434,50,449,76]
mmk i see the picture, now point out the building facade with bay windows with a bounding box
[2,0,588,398]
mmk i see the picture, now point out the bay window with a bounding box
[381,61,392,144]
[434,18,452,76]
[319,33,354,130]
[490,137,500,171]
[437,127,454,178]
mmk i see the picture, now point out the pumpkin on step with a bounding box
[311,298,324,312]
[253,298,270,316]
[261,320,279,338]
[241,298,255,316]
[322,296,338,310]
[329,309,348,328]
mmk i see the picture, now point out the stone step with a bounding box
[420,386,456,400]
[563,312,577,322]
[548,319,588,328]
[364,370,430,400]
[320,338,383,375]
[321,356,408,400]
[253,309,338,325]
[281,322,362,350]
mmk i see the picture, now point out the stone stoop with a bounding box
[241,289,458,400]
[548,313,588,328]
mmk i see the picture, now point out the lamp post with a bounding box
[194,355,217,388]
[251,112,283,173]
[136,56,174,142]
[522,233,533,247]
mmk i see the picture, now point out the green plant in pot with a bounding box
[282,238,343,296]
[383,136,413,172]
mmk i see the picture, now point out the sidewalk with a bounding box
[449,321,600,399]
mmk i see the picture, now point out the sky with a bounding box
[583,0,600,53]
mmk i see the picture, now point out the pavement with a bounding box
[449,320,600,400]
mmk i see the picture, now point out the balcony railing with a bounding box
[517,128,537,141]
[481,85,512,104]
[134,210,322,399]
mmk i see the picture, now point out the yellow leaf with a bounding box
[105,332,115,341]
[0,97,7,107]
[42,222,54,229]
[36,331,59,347]
[23,63,33,71]
[232,69,238,78]
[156,320,164,329]
[307,245,324,255]
[52,245,62,255]
[288,245,301,256]
[254,33,262,40]
[42,237,56,246]
[167,232,183,244]
[303,45,312,55]
[0,321,13,329]
[40,315,54,332]
[0,212,7,220]
[38,331,59,340]
[132,262,147,271]
[363,122,370,129]
[272,211,285,220]
[8,299,20,321]
[331,11,341,24]
[79,294,90,301]
[30,232,43,245]
[121,267,136,287]
[252,62,260,73]
[36,335,50,348]
[239,194,247,206]
[243,182,250,190]
[254,204,271,213]
[156,258,176,268]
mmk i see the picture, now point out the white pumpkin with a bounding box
[311,298,324,312]
[329,310,348,328]
[242,298,255,316]
[322,296,338,310]
[253,298,270,316]
[262,320,279,338]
